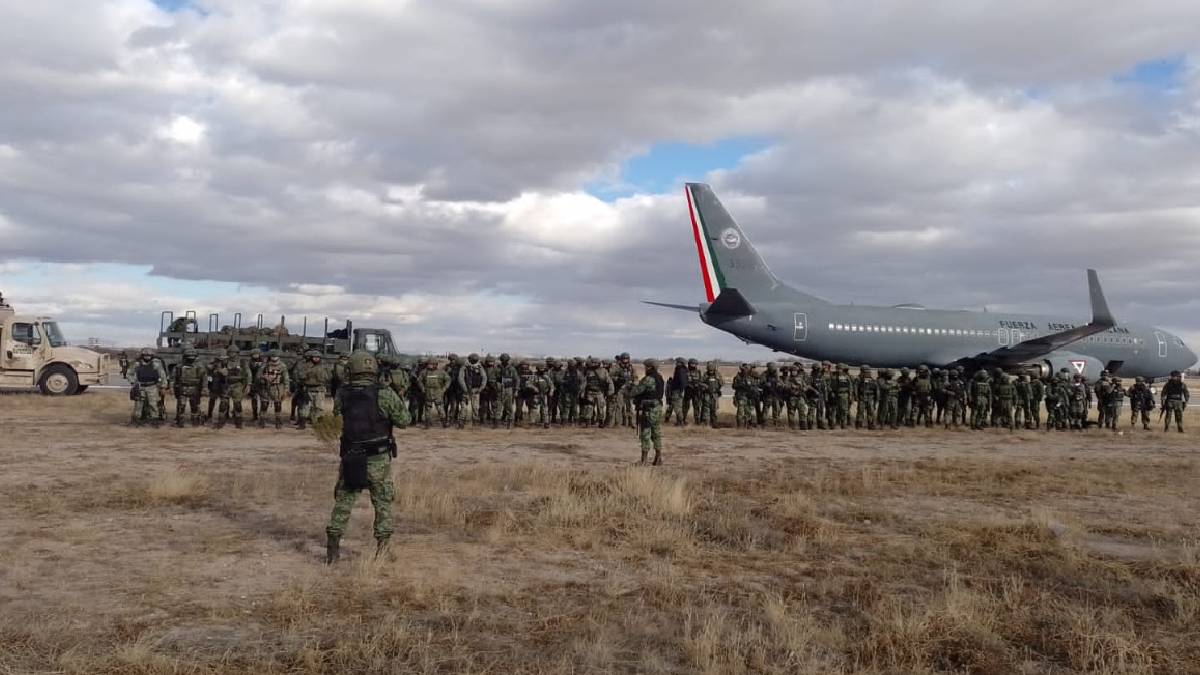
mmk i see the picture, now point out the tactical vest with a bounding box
[464,364,485,389]
[858,379,877,399]
[996,382,1014,401]
[135,362,159,385]
[500,367,517,390]
[634,373,665,404]
[1162,380,1185,400]
[262,364,284,386]
[914,378,932,395]
[304,364,326,389]
[423,372,444,392]
[340,385,392,454]
[585,369,604,394]
[226,363,247,386]
[178,363,203,387]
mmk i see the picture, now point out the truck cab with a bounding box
[0,301,110,395]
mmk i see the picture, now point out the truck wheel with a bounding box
[39,364,79,396]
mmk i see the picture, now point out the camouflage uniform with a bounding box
[1105,379,1126,431]
[783,366,809,430]
[481,356,501,426]
[443,354,467,429]
[325,351,409,565]
[912,366,934,428]
[830,364,854,429]
[579,358,613,427]
[497,354,520,428]
[1027,374,1044,429]
[876,369,899,429]
[608,354,636,428]
[331,354,350,398]
[418,361,450,428]
[808,364,828,429]
[684,359,705,425]
[970,371,991,430]
[701,361,724,428]
[219,348,251,429]
[931,368,947,424]
[732,364,757,428]
[129,348,168,426]
[462,354,488,426]
[545,358,563,425]
[407,359,425,425]
[172,349,206,427]
[1013,374,1031,429]
[942,370,965,429]
[257,352,291,428]
[896,368,913,427]
[298,351,332,429]
[524,364,554,428]
[1069,375,1090,430]
[1160,371,1189,433]
[760,363,784,427]
[558,359,582,426]
[855,367,878,430]
[247,352,266,422]
[1128,377,1154,430]
[630,359,665,465]
[994,373,1016,431]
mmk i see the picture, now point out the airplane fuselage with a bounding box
[707,300,1194,380]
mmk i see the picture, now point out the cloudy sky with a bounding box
[2,1,1199,359]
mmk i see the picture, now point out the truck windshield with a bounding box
[42,321,68,347]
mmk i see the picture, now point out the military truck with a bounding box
[137,310,400,373]
[0,294,111,395]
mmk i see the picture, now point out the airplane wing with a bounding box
[951,269,1116,370]
[642,301,699,312]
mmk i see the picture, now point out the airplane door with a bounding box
[1154,331,1168,358]
[793,313,808,342]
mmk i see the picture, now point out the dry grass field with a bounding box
[1,390,1198,674]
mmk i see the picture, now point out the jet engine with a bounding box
[1021,353,1104,381]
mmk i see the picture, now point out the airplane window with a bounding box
[828,323,834,330]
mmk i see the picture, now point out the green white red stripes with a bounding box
[686,184,722,303]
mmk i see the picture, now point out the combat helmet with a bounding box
[675,357,685,366]
[1135,376,1144,383]
[349,350,378,377]
[766,362,777,372]
[880,368,892,379]
[499,353,511,363]
[139,347,154,359]
[305,349,321,359]
[183,348,198,360]
[643,358,658,370]
[469,353,480,363]
[620,352,631,362]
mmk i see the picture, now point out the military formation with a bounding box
[125,350,1190,434]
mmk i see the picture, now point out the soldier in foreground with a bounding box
[631,358,665,465]
[1128,377,1154,430]
[325,350,408,565]
[1160,370,1189,433]
[172,348,206,427]
[129,347,168,427]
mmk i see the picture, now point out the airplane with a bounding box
[647,183,1197,381]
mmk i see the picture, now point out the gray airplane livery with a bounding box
[648,183,1197,381]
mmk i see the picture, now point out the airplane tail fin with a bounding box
[685,183,826,305]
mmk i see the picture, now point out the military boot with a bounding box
[325,534,340,565]
[651,451,662,466]
[258,417,266,429]
[638,450,648,466]
[275,416,283,430]
[234,417,243,429]
[174,418,185,428]
[297,418,306,431]
[191,414,202,427]
[375,537,391,559]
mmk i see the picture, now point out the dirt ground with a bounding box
[1,390,1197,674]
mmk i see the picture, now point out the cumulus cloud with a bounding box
[1,0,1198,358]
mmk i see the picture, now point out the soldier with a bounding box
[442,354,466,429]
[602,358,621,428]
[970,370,991,430]
[1042,374,1060,431]
[172,348,206,427]
[994,372,1016,431]
[759,363,784,427]
[330,354,351,398]
[876,369,899,429]
[807,363,828,430]
[247,351,266,423]
[1160,370,1189,433]
[1053,373,1073,431]
[497,353,520,428]
[129,347,168,427]
[701,361,724,428]
[942,368,965,429]
[1075,369,1094,427]
[782,365,808,430]
[462,353,488,426]
[609,354,635,428]
[896,367,913,427]
[931,367,947,425]
[855,366,879,430]
[221,347,251,429]
[1106,379,1126,431]
[666,358,688,426]
[732,363,757,429]
[545,357,563,426]
[207,353,230,427]
[325,350,408,565]
[1093,371,1111,429]
[297,350,331,430]
[683,358,705,425]
[407,358,425,426]
[830,364,854,429]
[1027,371,1045,429]
[630,359,665,466]
[526,363,553,428]
[558,358,582,426]
[912,365,934,428]
[1013,373,1031,430]
[418,360,450,428]
[289,353,307,424]
[1128,376,1154,430]
[257,350,290,429]
[579,357,613,427]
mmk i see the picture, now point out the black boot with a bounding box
[174,418,184,428]
[638,450,648,465]
[235,418,243,429]
[652,451,662,466]
[325,535,340,565]
[297,418,306,431]
[375,537,390,559]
